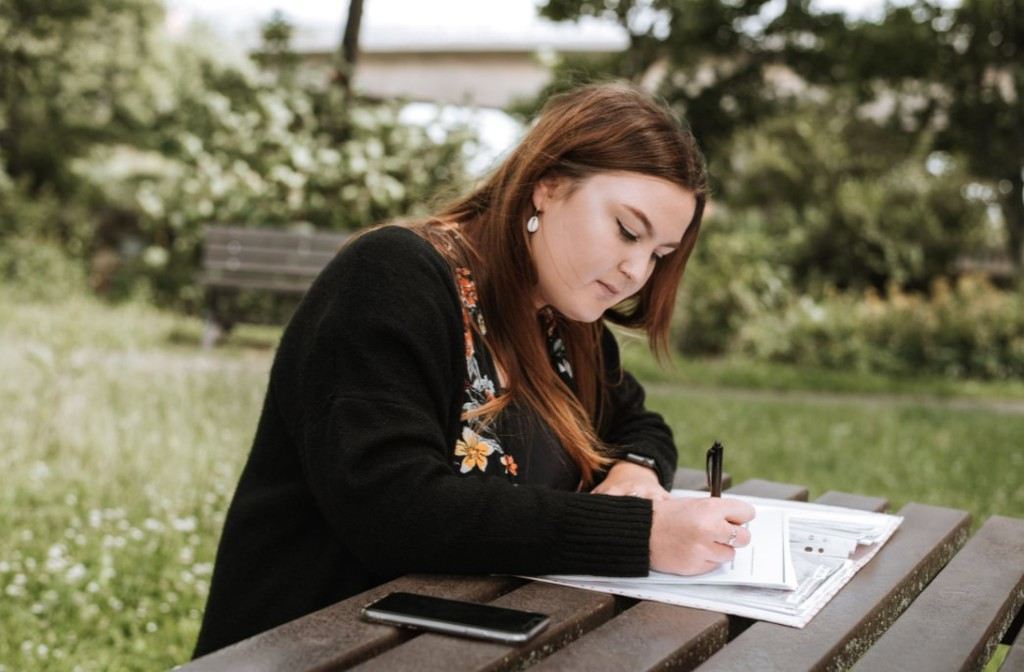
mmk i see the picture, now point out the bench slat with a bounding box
[182,575,522,672]
[854,515,1024,672]
[201,260,327,278]
[204,225,350,249]
[349,582,615,672]
[697,503,971,672]
[527,478,810,672]
[198,274,316,294]
[203,245,339,269]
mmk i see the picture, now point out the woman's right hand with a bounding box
[649,497,756,575]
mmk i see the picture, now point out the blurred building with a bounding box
[254,20,629,109]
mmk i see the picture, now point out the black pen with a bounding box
[705,441,723,497]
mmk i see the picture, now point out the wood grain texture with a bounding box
[697,503,971,672]
[182,575,522,672]
[854,516,1024,672]
[349,581,616,672]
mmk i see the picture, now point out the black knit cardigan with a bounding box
[193,226,678,657]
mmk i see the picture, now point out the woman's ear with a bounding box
[531,175,563,212]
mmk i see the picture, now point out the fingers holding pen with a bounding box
[721,498,756,525]
[649,496,757,575]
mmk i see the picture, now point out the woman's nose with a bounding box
[618,251,649,286]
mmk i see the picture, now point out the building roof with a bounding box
[246,16,629,54]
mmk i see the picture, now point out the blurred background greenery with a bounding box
[1,0,1022,669]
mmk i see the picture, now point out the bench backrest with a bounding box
[200,225,351,294]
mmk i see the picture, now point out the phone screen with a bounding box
[361,592,550,642]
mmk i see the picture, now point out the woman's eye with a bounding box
[617,219,639,242]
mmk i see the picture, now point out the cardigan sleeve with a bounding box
[596,326,678,490]
[288,227,653,578]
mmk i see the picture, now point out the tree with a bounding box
[535,0,1020,273]
[337,0,365,100]
[535,0,851,160]
[936,0,1023,270]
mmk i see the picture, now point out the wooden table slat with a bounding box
[725,478,809,502]
[183,575,523,671]
[527,601,727,672]
[350,581,616,672]
[696,502,971,672]
[854,515,1024,672]
[815,491,889,513]
[673,467,731,492]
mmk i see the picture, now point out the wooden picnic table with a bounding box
[181,470,1024,671]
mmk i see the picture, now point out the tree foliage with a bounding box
[0,4,477,306]
[534,0,1021,279]
[0,0,167,196]
[674,98,987,354]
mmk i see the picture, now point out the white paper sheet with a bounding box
[548,507,797,590]
[521,490,902,628]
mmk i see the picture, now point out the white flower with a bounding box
[142,246,168,269]
[171,516,196,533]
[65,564,86,583]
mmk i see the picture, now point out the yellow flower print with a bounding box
[454,426,496,473]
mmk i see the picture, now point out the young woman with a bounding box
[193,81,755,658]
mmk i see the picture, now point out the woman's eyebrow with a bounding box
[624,204,681,248]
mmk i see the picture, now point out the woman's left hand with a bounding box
[590,460,671,501]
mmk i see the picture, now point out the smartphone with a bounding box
[360,592,551,644]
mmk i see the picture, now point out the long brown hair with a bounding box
[409,81,708,487]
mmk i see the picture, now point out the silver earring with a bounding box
[526,213,540,233]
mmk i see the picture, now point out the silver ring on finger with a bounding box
[726,525,739,547]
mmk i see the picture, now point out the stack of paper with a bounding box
[524,490,902,628]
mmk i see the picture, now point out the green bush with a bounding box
[672,99,991,358]
[69,31,476,308]
[2,7,477,311]
[716,103,988,293]
[674,209,795,355]
[0,237,87,303]
[734,277,1024,379]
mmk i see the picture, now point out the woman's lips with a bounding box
[596,280,619,299]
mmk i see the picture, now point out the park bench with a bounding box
[180,469,1024,671]
[198,224,351,348]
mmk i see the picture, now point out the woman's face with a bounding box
[529,171,697,322]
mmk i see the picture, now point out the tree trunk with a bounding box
[1003,169,1024,276]
[337,0,364,99]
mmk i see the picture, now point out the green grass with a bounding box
[645,386,1024,526]
[0,293,267,670]
[616,331,1024,401]
[1,291,1022,670]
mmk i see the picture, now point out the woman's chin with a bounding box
[555,302,606,323]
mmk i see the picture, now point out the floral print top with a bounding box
[451,266,580,489]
